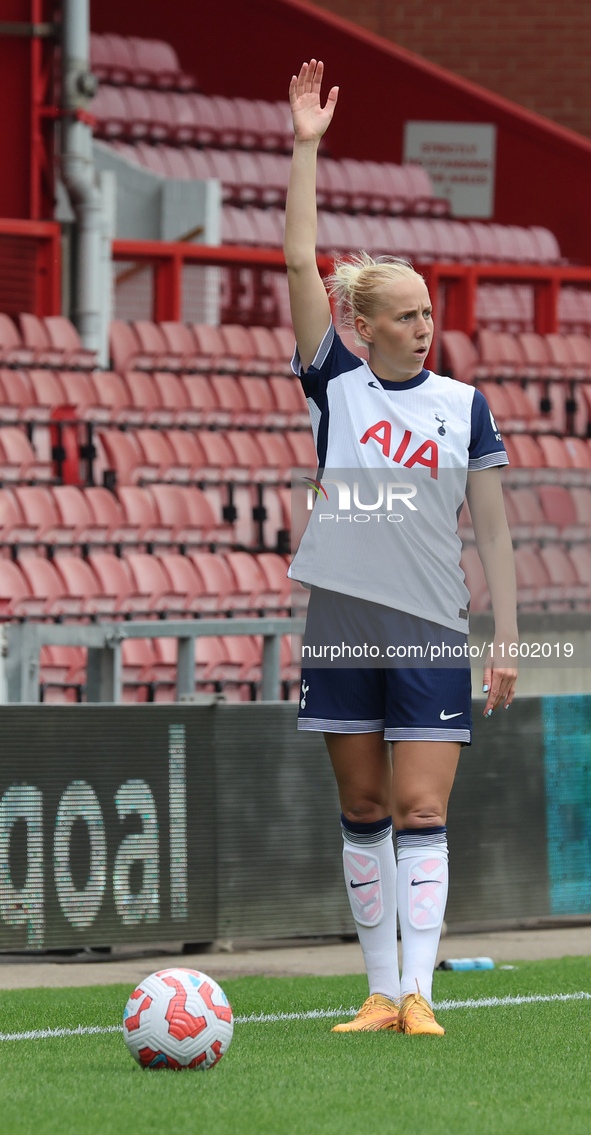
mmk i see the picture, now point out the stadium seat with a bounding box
[43,317,97,369]
[128,37,195,91]
[16,314,64,368]
[187,551,235,612]
[26,369,67,419]
[51,485,110,545]
[158,322,200,370]
[268,377,309,426]
[109,321,154,373]
[13,486,75,544]
[117,486,174,544]
[83,486,141,545]
[131,321,182,370]
[513,545,555,610]
[0,428,52,481]
[190,324,239,373]
[538,544,588,605]
[0,487,38,546]
[52,555,118,616]
[149,483,228,544]
[123,371,173,424]
[503,434,545,468]
[124,552,186,613]
[0,314,34,367]
[98,429,158,485]
[18,555,85,618]
[0,559,45,616]
[256,551,291,610]
[0,369,34,421]
[87,551,149,612]
[441,331,478,385]
[504,487,558,540]
[58,372,106,420]
[91,371,135,421]
[537,484,586,540]
[237,376,284,427]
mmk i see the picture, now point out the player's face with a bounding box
[356,278,434,381]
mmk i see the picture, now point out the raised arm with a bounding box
[284,60,338,371]
[466,466,518,715]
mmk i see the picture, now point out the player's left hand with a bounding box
[482,641,517,716]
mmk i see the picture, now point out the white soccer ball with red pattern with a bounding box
[123,967,234,1070]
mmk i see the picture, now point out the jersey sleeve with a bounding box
[468,388,509,470]
[291,322,364,403]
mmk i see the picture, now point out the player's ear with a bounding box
[354,315,373,345]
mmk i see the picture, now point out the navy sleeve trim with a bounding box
[469,387,508,463]
[291,323,335,377]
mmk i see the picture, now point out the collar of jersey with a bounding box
[366,364,430,391]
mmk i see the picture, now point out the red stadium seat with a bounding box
[109,321,154,373]
[441,331,478,385]
[53,555,118,616]
[0,314,34,367]
[188,551,235,612]
[0,429,52,481]
[26,369,66,419]
[256,552,291,609]
[190,324,238,373]
[504,434,545,468]
[0,488,38,545]
[13,486,75,544]
[87,551,149,612]
[149,483,226,544]
[91,372,134,421]
[117,486,173,544]
[268,377,309,427]
[123,371,172,424]
[158,322,200,370]
[538,545,588,605]
[58,372,106,420]
[0,369,34,420]
[43,317,96,370]
[0,559,45,616]
[98,429,158,485]
[504,487,558,540]
[124,552,185,613]
[16,314,64,367]
[90,85,128,137]
[286,430,317,469]
[131,321,182,370]
[83,487,140,545]
[135,429,189,481]
[536,435,573,468]
[51,485,110,545]
[128,36,195,91]
[18,556,84,617]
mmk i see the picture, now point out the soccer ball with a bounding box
[123,967,234,1070]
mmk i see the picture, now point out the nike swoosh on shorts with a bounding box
[439,710,463,720]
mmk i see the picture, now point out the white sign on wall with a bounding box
[403,122,497,218]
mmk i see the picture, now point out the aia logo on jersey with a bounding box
[360,421,439,479]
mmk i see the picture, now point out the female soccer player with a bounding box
[285,60,518,1035]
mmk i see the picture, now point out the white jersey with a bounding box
[289,323,508,632]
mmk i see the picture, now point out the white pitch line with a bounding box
[1,992,590,1043]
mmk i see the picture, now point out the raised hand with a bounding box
[289,59,339,144]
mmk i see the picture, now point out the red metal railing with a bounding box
[112,240,591,370]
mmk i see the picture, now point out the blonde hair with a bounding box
[326,252,426,345]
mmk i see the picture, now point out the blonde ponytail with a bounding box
[325,253,425,344]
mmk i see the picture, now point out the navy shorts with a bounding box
[297,588,472,745]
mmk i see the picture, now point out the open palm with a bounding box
[289,59,339,143]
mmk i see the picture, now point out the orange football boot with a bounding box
[331,994,399,1032]
[396,988,445,1036]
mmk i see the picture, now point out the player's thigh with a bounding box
[391,740,461,829]
[324,731,392,822]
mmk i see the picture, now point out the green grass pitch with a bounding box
[1,957,590,1135]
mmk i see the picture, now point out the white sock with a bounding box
[396,826,449,1006]
[341,815,400,1002]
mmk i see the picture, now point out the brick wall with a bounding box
[308,0,591,139]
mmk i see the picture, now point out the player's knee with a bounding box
[341,797,390,824]
[395,804,445,829]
